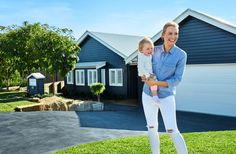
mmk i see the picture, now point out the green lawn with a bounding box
[55,130,236,154]
[0,91,34,112]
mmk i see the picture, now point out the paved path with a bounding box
[1,103,236,154]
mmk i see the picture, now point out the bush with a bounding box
[0,70,27,88]
[90,82,105,102]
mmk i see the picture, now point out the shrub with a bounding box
[90,82,105,102]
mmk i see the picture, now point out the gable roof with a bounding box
[125,8,236,64]
[77,31,143,59]
[27,73,45,79]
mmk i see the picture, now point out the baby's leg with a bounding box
[151,86,160,102]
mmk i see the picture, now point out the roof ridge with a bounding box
[184,9,236,28]
[89,31,144,37]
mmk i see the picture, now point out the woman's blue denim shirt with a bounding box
[143,45,187,98]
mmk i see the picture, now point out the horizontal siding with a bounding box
[79,36,125,68]
[155,16,236,64]
[176,64,236,117]
[178,16,236,64]
[70,36,129,98]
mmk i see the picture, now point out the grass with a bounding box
[0,91,34,112]
[55,130,236,154]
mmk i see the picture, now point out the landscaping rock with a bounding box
[30,97,40,102]
[14,95,103,112]
[68,101,104,111]
[15,104,43,112]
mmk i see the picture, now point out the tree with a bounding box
[90,82,105,102]
[0,32,18,90]
[34,25,80,94]
[0,22,80,93]
[0,22,45,81]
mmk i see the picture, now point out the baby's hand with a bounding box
[141,75,147,82]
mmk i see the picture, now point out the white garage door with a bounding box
[176,64,236,117]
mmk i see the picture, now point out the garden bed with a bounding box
[14,96,104,112]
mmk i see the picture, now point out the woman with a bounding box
[142,21,188,154]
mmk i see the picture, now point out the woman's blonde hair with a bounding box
[162,21,179,34]
[138,37,154,51]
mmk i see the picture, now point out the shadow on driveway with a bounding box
[77,102,236,132]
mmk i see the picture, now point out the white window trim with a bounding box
[109,68,123,86]
[67,71,73,84]
[101,69,106,86]
[87,69,98,86]
[75,70,85,86]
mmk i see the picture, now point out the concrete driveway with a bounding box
[1,103,236,154]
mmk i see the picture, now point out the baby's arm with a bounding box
[138,53,150,78]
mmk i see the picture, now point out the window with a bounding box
[75,70,85,86]
[109,69,123,86]
[67,71,73,84]
[87,69,97,86]
[101,69,106,86]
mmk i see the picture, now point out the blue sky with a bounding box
[1,0,236,39]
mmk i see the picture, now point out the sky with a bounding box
[1,0,236,39]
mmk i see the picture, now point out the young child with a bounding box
[138,37,160,103]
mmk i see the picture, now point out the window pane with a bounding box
[68,72,72,82]
[76,71,79,84]
[117,70,122,84]
[111,71,115,84]
[81,71,84,83]
[93,71,97,83]
[89,71,92,85]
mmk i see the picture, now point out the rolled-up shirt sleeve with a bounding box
[166,53,187,88]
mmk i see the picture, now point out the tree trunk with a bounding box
[6,69,9,91]
[97,95,100,102]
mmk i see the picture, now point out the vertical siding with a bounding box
[37,79,44,95]
[176,64,236,117]
[67,36,128,99]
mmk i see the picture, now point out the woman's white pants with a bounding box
[142,92,188,154]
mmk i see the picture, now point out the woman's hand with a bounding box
[141,75,156,87]
[145,78,156,87]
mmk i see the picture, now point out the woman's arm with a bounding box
[141,76,168,87]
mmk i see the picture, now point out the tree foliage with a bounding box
[0,22,80,90]
[90,82,105,102]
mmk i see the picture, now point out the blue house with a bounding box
[126,9,236,117]
[65,9,236,117]
[65,31,143,103]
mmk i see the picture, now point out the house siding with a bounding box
[178,16,236,64]
[65,36,129,99]
[154,16,236,64]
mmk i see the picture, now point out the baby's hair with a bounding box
[138,37,154,52]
